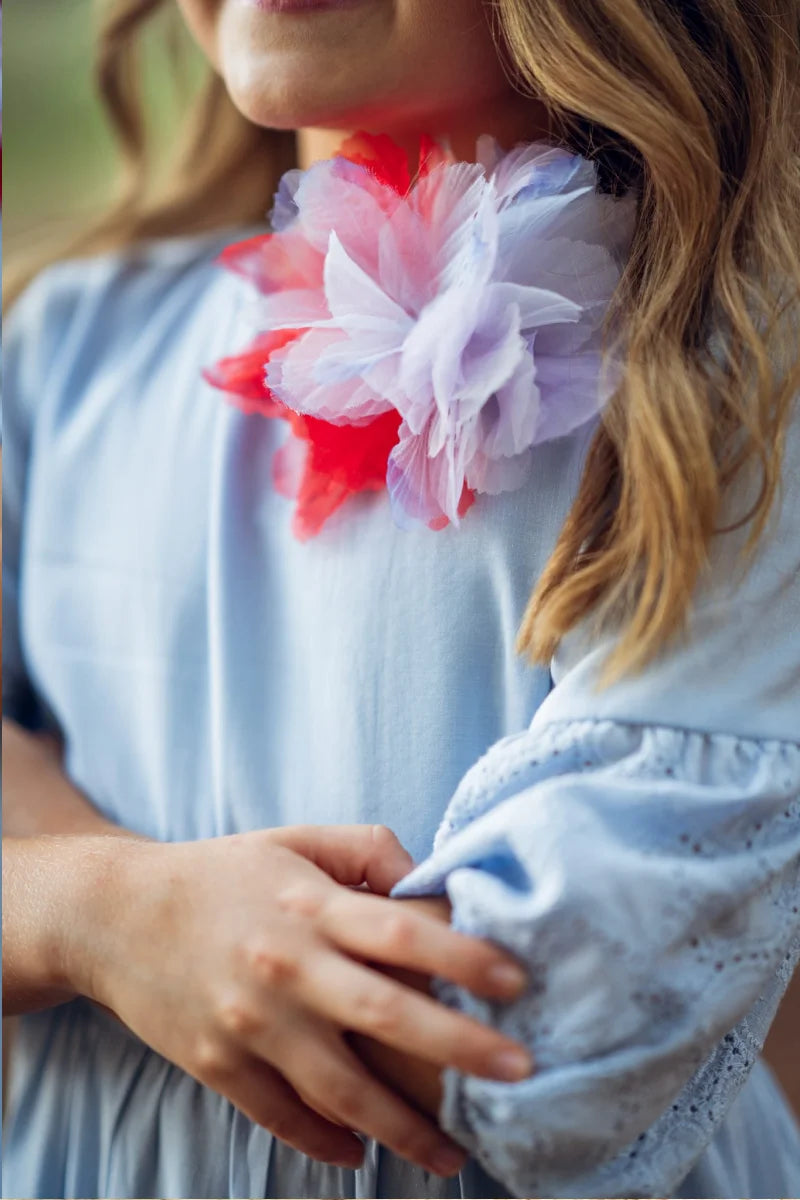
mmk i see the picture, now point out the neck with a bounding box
[297,97,551,170]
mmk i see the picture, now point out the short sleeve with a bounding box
[392,407,800,1197]
[2,264,85,731]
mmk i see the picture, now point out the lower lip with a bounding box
[240,0,366,11]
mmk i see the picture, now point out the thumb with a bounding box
[274,824,415,895]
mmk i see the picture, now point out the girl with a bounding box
[3,1,799,1197]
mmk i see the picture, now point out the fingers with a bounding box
[321,888,528,1000]
[274,824,414,895]
[273,1025,469,1177]
[298,950,534,1082]
[219,1053,366,1169]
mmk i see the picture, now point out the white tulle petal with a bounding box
[482,354,541,458]
[323,233,412,351]
[489,142,586,207]
[269,168,304,232]
[387,419,470,528]
[386,422,449,527]
[267,331,394,424]
[533,349,623,443]
[251,289,331,331]
[293,160,399,269]
[400,288,480,414]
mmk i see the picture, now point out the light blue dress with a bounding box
[2,227,799,1200]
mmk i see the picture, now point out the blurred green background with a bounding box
[3,0,205,260]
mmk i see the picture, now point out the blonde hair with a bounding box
[6,0,800,678]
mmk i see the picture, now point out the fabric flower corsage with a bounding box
[204,131,635,539]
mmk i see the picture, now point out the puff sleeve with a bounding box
[391,411,800,1197]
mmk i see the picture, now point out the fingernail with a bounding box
[487,963,528,993]
[490,1048,533,1081]
[429,1146,467,1176]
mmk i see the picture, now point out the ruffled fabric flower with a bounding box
[204,131,635,538]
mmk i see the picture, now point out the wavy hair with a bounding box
[502,0,800,677]
[5,0,800,678]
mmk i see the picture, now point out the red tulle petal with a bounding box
[427,485,476,531]
[287,410,402,538]
[417,134,448,179]
[271,435,308,500]
[459,485,477,518]
[205,328,404,536]
[291,475,353,541]
[337,131,412,195]
[202,329,299,416]
[214,233,275,282]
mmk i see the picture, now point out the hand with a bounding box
[74,826,532,1175]
[349,897,456,1118]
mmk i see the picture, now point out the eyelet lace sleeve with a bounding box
[392,720,800,1198]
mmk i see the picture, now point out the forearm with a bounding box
[2,721,147,1016]
[2,834,121,1016]
[2,718,130,837]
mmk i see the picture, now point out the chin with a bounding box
[223,75,322,130]
[225,81,373,132]
[215,1,400,131]
[220,55,402,133]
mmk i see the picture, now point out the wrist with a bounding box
[54,834,152,1004]
[3,833,146,1014]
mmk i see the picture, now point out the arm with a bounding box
[1,691,529,1170]
[1,716,149,1014]
[1,721,460,1115]
[1,730,454,1106]
[0,728,458,1117]
[2,833,120,1015]
[392,723,800,1196]
[386,416,800,1197]
[368,876,800,1128]
[3,718,132,838]
[1,720,150,1014]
